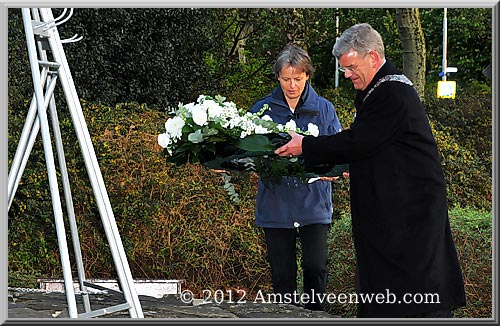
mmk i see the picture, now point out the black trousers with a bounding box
[354,266,455,318]
[263,224,329,311]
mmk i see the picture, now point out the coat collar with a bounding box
[269,83,320,116]
[355,59,400,108]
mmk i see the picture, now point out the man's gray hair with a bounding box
[332,23,385,59]
[273,44,314,79]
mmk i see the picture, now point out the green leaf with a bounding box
[188,129,203,143]
[235,134,275,152]
[174,142,196,153]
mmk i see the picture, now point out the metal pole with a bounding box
[334,14,339,88]
[8,81,58,210]
[31,7,92,313]
[7,68,50,209]
[47,75,92,313]
[442,8,448,81]
[39,8,143,318]
[21,8,79,318]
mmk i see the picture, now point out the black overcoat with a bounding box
[302,61,466,317]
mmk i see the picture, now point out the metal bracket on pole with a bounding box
[9,8,144,318]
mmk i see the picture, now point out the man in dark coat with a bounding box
[275,23,466,318]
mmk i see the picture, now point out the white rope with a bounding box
[8,287,51,294]
[8,286,108,295]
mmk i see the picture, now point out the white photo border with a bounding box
[1,0,498,324]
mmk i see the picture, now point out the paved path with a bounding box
[7,289,338,320]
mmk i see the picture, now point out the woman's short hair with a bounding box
[273,44,314,79]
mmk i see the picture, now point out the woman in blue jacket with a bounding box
[250,44,342,311]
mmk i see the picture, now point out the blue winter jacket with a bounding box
[250,83,342,228]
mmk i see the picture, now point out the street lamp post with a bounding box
[437,7,457,99]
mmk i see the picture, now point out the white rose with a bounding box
[284,120,297,131]
[183,102,195,112]
[158,133,171,148]
[307,123,320,137]
[206,101,223,120]
[191,104,208,126]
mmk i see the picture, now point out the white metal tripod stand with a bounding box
[8,8,144,318]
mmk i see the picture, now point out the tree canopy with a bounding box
[8,8,492,109]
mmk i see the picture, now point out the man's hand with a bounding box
[275,131,304,157]
[319,176,339,181]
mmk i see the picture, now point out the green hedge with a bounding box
[8,101,272,295]
[8,8,219,108]
[425,85,492,210]
[8,93,491,317]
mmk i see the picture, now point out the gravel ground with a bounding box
[7,289,339,321]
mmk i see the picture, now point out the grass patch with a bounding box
[324,207,492,318]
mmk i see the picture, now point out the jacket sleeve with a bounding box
[303,82,410,165]
[250,100,264,114]
[318,98,342,136]
[328,103,343,135]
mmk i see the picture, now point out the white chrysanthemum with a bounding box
[307,123,320,137]
[228,116,242,129]
[191,104,208,126]
[254,125,270,134]
[239,120,256,138]
[284,120,297,131]
[165,116,185,139]
[222,106,239,121]
[223,101,237,109]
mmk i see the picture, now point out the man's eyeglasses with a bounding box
[338,64,360,74]
[338,51,371,74]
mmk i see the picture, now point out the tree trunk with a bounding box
[396,8,426,99]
